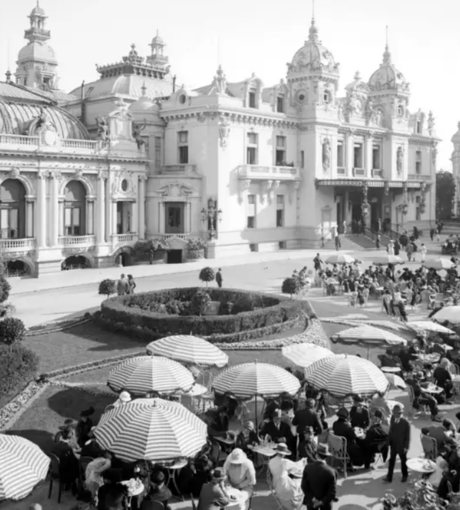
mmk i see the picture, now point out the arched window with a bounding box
[63,181,86,236]
[0,179,26,239]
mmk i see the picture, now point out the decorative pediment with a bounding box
[155,182,196,199]
[111,170,137,200]
[165,235,188,247]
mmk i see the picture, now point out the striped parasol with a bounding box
[304,354,390,398]
[0,435,50,501]
[108,356,194,396]
[95,398,207,462]
[281,343,333,369]
[146,335,229,368]
[384,373,407,390]
[372,254,404,265]
[324,253,356,265]
[212,362,301,400]
[432,306,460,325]
[423,258,455,271]
[407,321,456,335]
[330,325,407,356]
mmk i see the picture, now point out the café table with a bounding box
[422,383,443,395]
[120,478,145,508]
[225,486,246,510]
[416,353,442,364]
[381,366,402,374]
[407,458,437,478]
[248,444,277,473]
[166,459,188,501]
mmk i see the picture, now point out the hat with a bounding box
[303,426,314,435]
[119,391,131,403]
[392,405,403,415]
[353,396,364,404]
[317,443,332,457]
[212,468,226,481]
[441,358,450,368]
[274,443,291,456]
[80,406,95,418]
[374,410,383,419]
[415,371,425,379]
[58,419,78,431]
[337,407,349,419]
[245,421,255,431]
[305,399,316,409]
[227,448,248,465]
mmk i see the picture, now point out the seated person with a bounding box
[85,452,112,498]
[97,469,125,510]
[350,396,370,429]
[207,407,229,439]
[424,420,458,454]
[433,358,454,401]
[236,421,260,452]
[406,371,442,422]
[52,429,80,491]
[297,426,318,464]
[399,344,419,372]
[76,407,95,448]
[268,443,306,510]
[223,449,256,510]
[363,410,388,469]
[81,427,105,458]
[427,458,449,489]
[378,349,402,370]
[332,408,365,467]
[177,452,214,498]
[141,471,172,510]
[197,468,230,510]
[369,395,391,426]
[260,409,295,455]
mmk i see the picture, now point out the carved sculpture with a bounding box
[96,116,110,144]
[396,147,404,175]
[322,138,331,172]
[427,111,435,136]
[218,115,231,148]
[132,121,147,149]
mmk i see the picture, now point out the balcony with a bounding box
[159,165,197,175]
[408,174,432,181]
[352,168,365,177]
[59,235,96,248]
[0,238,36,255]
[111,234,138,244]
[237,165,301,181]
[372,169,383,178]
[0,134,99,153]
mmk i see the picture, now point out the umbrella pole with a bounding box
[367,346,370,360]
[255,396,258,431]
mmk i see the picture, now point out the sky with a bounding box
[0,0,459,171]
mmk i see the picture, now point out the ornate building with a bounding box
[451,125,460,216]
[0,5,440,275]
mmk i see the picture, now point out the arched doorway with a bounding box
[5,259,30,277]
[0,179,26,239]
[63,181,86,236]
[61,255,91,271]
[113,246,134,267]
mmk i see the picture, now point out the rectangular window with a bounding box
[276,136,286,166]
[337,141,344,168]
[247,193,255,228]
[155,137,162,168]
[416,150,422,174]
[64,207,80,236]
[372,145,381,169]
[416,121,422,134]
[276,195,284,227]
[247,133,258,165]
[248,90,257,108]
[277,96,284,113]
[300,150,305,169]
[178,131,188,164]
[354,143,363,168]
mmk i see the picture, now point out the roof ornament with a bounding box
[5,69,11,83]
[210,65,227,95]
[141,81,147,97]
[308,17,319,43]
[383,26,391,64]
[354,71,361,81]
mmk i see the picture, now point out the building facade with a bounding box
[0,5,440,275]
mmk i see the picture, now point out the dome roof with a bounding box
[345,71,370,93]
[18,42,56,63]
[30,4,46,16]
[151,31,164,45]
[288,19,338,75]
[129,83,159,114]
[368,45,409,92]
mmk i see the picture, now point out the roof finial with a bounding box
[141,81,147,96]
[383,26,391,64]
[37,0,40,7]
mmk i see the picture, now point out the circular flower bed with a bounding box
[96,287,313,343]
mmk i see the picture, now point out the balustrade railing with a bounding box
[0,134,40,145]
[0,238,36,250]
[112,233,137,243]
[59,235,96,247]
[162,234,189,241]
[408,174,432,181]
[61,139,98,150]
[0,133,98,151]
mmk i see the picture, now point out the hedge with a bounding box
[98,287,312,342]
[0,345,39,396]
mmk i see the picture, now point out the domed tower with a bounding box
[368,42,410,131]
[286,18,340,120]
[146,31,169,70]
[15,1,58,90]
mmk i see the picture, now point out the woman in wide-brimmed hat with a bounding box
[223,449,256,510]
[268,443,306,510]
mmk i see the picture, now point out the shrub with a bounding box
[0,276,11,304]
[0,317,26,348]
[0,345,39,396]
[190,290,211,316]
[282,278,297,298]
[188,238,207,250]
[99,279,116,299]
[199,267,215,287]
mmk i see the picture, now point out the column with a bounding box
[159,202,165,234]
[346,132,354,175]
[112,201,118,237]
[97,175,106,243]
[37,172,47,248]
[131,200,138,235]
[138,176,146,239]
[105,179,111,243]
[51,174,59,246]
[87,199,94,235]
[59,201,64,236]
[365,135,373,177]
[25,199,34,238]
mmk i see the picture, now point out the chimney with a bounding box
[80,81,86,125]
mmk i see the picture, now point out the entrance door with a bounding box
[371,203,379,232]
[352,204,361,223]
[336,200,343,234]
[165,203,185,234]
[167,249,183,264]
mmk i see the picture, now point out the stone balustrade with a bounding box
[0,238,36,251]
[238,164,300,180]
[59,235,96,247]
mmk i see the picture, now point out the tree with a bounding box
[436,170,455,220]
[281,278,297,299]
[98,279,116,300]
[199,267,215,287]
[0,277,11,304]
[0,317,26,351]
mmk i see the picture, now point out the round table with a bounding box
[416,353,441,363]
[167,459,188,500]
[120,479,145,497]
[423,384,443,395]
[381,367,401,373]
[354,427,365,439]
[248,444,277,458]
[407,458,437,474]
[225,487,246,510]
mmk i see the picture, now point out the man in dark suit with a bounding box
[197,468,230,510]
[260,409,294,445]
[292,399,323,439]
[301,443,337,510]
[384,404,411,483]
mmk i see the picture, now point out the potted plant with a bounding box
[187,238,207,260]
[134,239,169,264]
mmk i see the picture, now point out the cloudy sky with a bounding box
[1,0,459,171]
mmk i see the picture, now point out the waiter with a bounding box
[301,444,337,510]
[384,404,411,483]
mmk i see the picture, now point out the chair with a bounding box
[266,468,285,510]
[407,385,429,418]
[141,501,164,510]
[47,452,63,503]
[421,434,438,460]
[327,432,350,479]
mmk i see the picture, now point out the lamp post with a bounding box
[201,198,222,240]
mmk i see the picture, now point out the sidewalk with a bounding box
[9,248,344,295]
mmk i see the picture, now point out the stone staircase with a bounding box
[324,234,376,251]
[441,220,460,236]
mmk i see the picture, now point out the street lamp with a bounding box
[201,198,222,240]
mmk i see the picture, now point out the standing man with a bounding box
[117,274,129,296]
[301,443,337,510]
[406,242,414,262]
[420,243,427,264]
[342,220,347,234]
[334,233,341,251]
[216,268,223,288]
[384,404,411,483]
